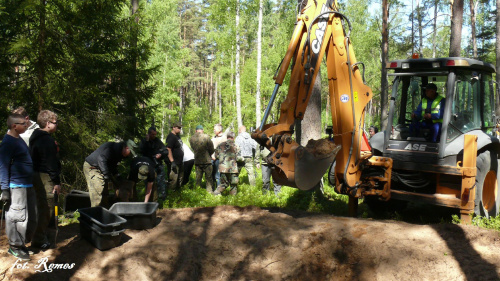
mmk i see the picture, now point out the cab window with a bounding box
[447,72,481,141]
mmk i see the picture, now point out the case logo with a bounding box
[404,143,427,151]
[311,4,329,54]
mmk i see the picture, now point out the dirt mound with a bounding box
[304,138,340,158]
[1,206,500,281]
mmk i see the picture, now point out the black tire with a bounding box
[474,151,500,218]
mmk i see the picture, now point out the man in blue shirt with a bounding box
[0,113,37,261]
[411,83,446,142]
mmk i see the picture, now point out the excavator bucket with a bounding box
[272,139,341,190]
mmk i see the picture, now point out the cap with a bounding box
[426,83,437,91]
[126,139,138,157]
[196,125,203,130]
[173,122,182,128]
[138,165,149,180]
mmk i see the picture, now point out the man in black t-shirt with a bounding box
[139,126,168,200]
[128,156,156,202]
[166,122,184,191]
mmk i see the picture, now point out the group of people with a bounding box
[83,122,185,207]
[0,107,61,261]
[189,124,281,196]
[0,107,283,261]
[84,121,281,207]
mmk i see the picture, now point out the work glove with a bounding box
[171,162,178,174]
[0,189,10,203]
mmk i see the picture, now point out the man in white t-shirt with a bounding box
[182,142,194,186]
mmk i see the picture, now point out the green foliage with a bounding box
[60,210,80,226]
[453,215,500,232]
[0,0,155,190]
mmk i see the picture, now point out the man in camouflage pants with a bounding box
[189,125,215,193]
[213,132,240,195]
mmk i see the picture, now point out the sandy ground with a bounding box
[1,205,500,281]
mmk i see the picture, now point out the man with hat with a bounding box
[411,83,446,142]
[83,139,135,207]
[128,155,156,202]
[189,125,215,193]
[139,126,168,200]
[166,122,184,191]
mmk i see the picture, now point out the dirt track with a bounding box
[1,205,500,281]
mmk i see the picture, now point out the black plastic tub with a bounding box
[109,202,159,230]
[79,219,124,251]
[78,206,127,233]
[64,190,91,213]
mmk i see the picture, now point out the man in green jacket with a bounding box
[189,125,215,193]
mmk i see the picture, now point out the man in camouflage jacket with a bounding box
[213,132,240,195]
[189,125,215,193]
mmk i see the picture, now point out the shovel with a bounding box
[1,201,5,236]
[54,191,59,248]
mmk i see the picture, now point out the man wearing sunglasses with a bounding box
[0,113,37,261]
[11,106,39,146]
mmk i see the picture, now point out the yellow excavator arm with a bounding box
[252,0,391,199]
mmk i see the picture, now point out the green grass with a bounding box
[122,168,500,232]
[159,168,354,216]
[453,214,500,230]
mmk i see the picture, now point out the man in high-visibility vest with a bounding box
[411,83,446,142]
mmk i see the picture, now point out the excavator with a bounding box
[251,0,500,223]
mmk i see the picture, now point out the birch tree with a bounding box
[235,0,243,128]
[380,0,389,131]
[255,0,263,128]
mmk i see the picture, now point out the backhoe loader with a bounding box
[251,0,499,223]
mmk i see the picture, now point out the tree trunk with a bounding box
[496,0,500,116]
[380,0,389,131]
[37,0,47,111]
[432,0,438,58]
[219,75,222,123]
[179,87,184,122]
[297,70,322,145]
[470,0,477,58]
[130,0,139,109]
[161,108,166,142]
[256,0,263,128]
[449,0,464,57]
[210,70,213,116]
[235,0,242,128]
[417,0,423,56]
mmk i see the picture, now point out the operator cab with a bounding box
[373,57,497,166]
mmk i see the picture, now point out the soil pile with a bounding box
[1,205,500,281]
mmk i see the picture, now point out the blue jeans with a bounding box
[262,165,281,195]
[410,121,442,142]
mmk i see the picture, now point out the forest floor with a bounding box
[1,205,500,281]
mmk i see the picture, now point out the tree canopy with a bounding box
[0,0,496,189]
